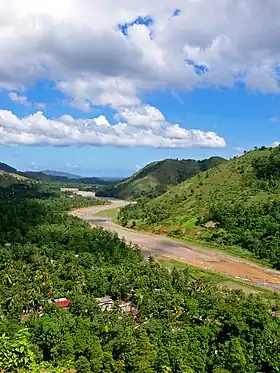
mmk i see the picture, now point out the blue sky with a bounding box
[0,1,280,177]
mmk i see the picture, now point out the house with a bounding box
[95,297,139,317]
[130,306,139,318]
[119,301,131,313]
[119,301,139,317]
[52,298,71,308]
[95,296,114,311]
[204,220,218,228]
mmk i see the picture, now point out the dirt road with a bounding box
[71,199,280,291]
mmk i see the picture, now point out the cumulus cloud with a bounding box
[2,1,280,150]
[0,107,226,148]
[8,91,46,109]
[1,0,280,104]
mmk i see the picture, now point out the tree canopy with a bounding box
[0,183,279,372]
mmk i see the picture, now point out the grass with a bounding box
[155,256,277,299]
[96,207,120,223]
[168,235,272,268]
[99,157,226,199]
[131,221,272,268]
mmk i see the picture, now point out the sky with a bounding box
[0,1,280,177]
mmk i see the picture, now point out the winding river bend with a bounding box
[70,193,280,292]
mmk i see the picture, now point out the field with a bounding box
[154,256,277,299]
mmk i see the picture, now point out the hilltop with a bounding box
[0,171,28,188]
[118,146,280,268]
[0,162,28,188]
[98,156,226,199]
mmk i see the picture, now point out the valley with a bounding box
[0,157,279,371]
[71,199,280,292]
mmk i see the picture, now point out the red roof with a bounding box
[54,298,71,308]
[131,307,139,317]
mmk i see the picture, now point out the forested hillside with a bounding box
[0,183,279,372]
[118,146,280,269]
[98,157,226,199]
[0,171,28,188]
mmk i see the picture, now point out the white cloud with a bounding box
[1,0,280,106]
[0,107,226,148]
[272,142,280,147]
[118,105,164,129]
[8,91,46,109]
[8,92,30,106]
[2,1,280,150]
[58,77,140,110]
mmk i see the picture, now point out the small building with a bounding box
[119,301,132,313]
[95,297,139,317]
[95,296,114,311]
[53,298,71,308]
[130,306,139,318]
[204,220,218,228]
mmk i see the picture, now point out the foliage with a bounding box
[98,157,226,200]
[117,146,280,268]
[0,183,279,372]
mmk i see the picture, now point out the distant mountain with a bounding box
[97,157,226,199]
[23,171,108,186]
[0,162,108,187]
[41,170,82,179]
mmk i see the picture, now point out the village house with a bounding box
[53,298,71,307]
[95,297,139,317]
[48,297,71,308]
[95,296,114,311]
[22,298,71,321]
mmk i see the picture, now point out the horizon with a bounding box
[4,152,232,178]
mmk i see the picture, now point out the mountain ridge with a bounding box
[41,170,82,179]
[97,156,227,199]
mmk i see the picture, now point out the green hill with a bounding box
[0,171,28,188]
[118,146,280,268]
[0,162,30,188]
[98,156,226,199]
[0,162,18,174]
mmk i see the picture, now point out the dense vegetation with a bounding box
[0,183,279,372]
[22,172,112,193]
[0,172,29,188]
[117,146,280,268]
[98,157,226,200]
